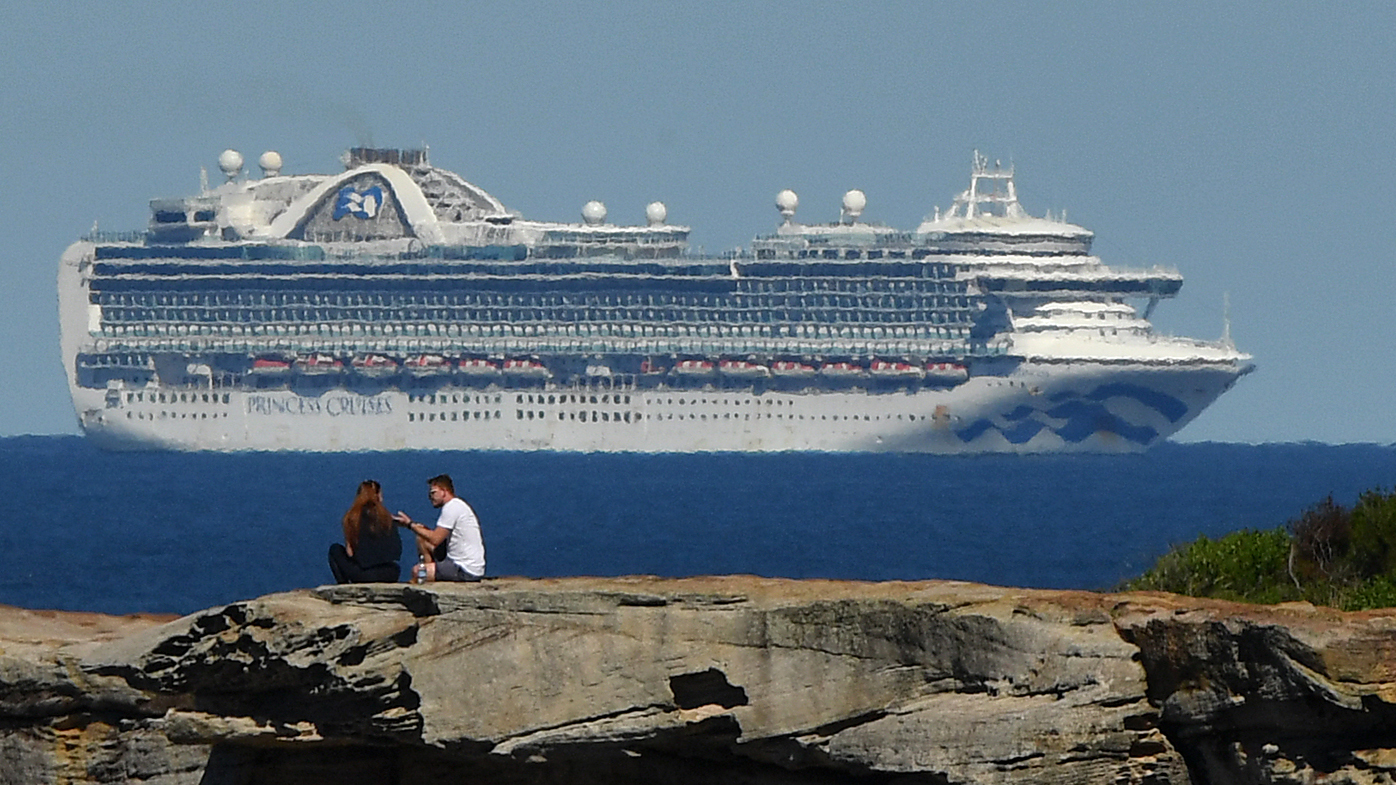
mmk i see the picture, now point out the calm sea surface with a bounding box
[5,436,1396,616]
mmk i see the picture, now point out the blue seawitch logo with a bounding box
[333,186,385,220]
[955,383,1189,446]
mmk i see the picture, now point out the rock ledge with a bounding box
[3,576,1396,784]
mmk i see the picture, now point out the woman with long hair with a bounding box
[328,479,403,583]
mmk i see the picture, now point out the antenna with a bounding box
[1222,292,1233,347]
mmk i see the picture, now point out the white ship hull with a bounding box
[68,360,1244,454]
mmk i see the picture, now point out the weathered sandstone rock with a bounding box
[1,577,1394,784]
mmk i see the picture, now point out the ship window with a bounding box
[559,412,566,421]
[527,411,534,419]
[602,412,609,422]
[517,410,524,419]
[517,394,524,403]
[409,413,415,422]
[548,395,555,404]
[451,412,458,421]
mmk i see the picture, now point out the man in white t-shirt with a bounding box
[393,474,485,582]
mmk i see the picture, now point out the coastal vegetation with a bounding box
[1121,489,1396,610]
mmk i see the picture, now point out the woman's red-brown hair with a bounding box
[342,479,393,553]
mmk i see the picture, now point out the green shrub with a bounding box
[1350,489,1396,576]
[1122,527,1296,604]
[1121,489,1396,610]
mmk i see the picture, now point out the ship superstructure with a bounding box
[58,148,1251,452]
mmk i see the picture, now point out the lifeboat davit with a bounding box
[925,362,969,385]
[869,359,925,379]
[249,356,291,375]
[671,359,717,377]
[351,354,398,377]
[718,359,770,378]
[294,353,344,374]
[404,354,452,375]
[819,361,866,379]
[503,357,551,378]
[770,360,816,378]
[456,357,501,376]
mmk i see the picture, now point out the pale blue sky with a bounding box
[3,2,1393,443]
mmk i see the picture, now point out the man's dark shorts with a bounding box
[435,559,483,582]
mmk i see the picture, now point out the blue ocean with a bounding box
[4,436,1396,617]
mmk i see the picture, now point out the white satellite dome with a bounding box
[645,201,668,226]
[217,149,244,180]
[776,189,798,222]
[258,150,283,178]
[582,200,607,226]
[842,189,867,222]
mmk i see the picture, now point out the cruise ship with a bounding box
[58,147,1252,452]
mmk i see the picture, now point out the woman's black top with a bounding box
[354,511,403,568]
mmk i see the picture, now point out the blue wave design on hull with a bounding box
[956,384,1188,446]
[1051,383,1188,423]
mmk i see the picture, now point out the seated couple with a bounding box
[327,474,486,584]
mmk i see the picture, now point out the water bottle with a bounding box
[415,556,427,584]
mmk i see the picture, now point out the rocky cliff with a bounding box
[2,577,1396,784]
